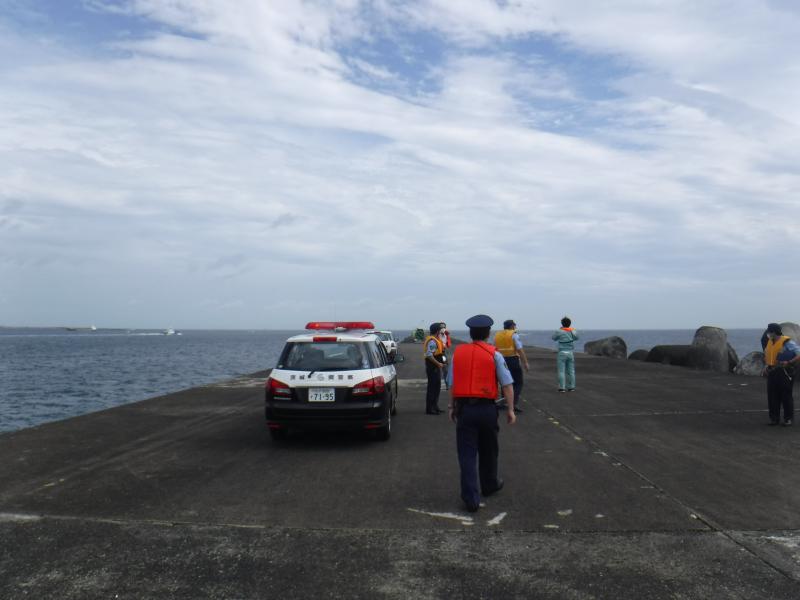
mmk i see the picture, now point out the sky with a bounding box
[1,0,799,330]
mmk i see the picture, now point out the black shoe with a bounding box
[558,389,566,393]
[783,419,793,427]
[567,388,576,392]
[514,407,523,413]
[484,479,504,497]
[426,410,437,415]
[464,502,479,513]
[768,420,780,426]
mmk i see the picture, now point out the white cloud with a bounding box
[1,0,798,328]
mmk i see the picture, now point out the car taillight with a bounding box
[266,377,291,397]
[352,376,385,396]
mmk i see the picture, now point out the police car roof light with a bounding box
[305,321,375,331]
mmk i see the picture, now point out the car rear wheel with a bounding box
[376,407,391,441]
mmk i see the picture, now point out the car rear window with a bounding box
[277,342,372,371]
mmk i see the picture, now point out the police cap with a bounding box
[767,323,782,335]
[465,314,494,328]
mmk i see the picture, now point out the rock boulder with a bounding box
[686,326,732,372]
[646,345,692,367]
[734,351,765,376]
[628,349,649,361]
[781,322,800,341]
[584,336,627,359]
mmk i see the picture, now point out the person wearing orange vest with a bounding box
[446,314,516,512]
[552,316,579,392]
[762,323,800,426]
[494,319,529,412]
[423,322,446,414]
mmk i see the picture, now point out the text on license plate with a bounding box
[309,388,335,402]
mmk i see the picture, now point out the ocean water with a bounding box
[0,327,764,434]
[0,329,290,434]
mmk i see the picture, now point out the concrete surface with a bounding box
[1,344,799,598]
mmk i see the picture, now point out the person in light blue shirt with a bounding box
[552,316,579,392]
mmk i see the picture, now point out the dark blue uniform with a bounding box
[424,324,444,414]
[448,315,514,511]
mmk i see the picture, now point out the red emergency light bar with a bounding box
[305,321,375,331]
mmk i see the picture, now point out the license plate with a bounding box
[309,388,335,402]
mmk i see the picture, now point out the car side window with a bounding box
[367,341,384,367]
[375,342,389,366]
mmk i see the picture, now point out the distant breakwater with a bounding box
[581,322,799,377]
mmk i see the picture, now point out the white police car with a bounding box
[265,322,398,441]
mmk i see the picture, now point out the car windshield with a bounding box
[278,342,371,371]
[376,333,391,341]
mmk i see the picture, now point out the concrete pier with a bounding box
[1,343,799,598]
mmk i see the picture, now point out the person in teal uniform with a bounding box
[552,316,578,392]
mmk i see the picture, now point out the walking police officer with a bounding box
[446,314,516,512]
[494,319,529,412]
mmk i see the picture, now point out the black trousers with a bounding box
[504,355,523,404]
[767,367,794,422]
[425,360,442,413]
[456,402,500,507]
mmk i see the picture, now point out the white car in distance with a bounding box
[368,330,398,359]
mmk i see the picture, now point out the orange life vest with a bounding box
[423,335,445,358]
[765,336,789,366]
[452,341,498,399]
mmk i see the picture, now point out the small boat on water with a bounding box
[163,328,182,335]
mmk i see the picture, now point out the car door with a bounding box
[374,340,397,394]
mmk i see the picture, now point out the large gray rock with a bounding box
[645,327,736,372]
[628,349,649,361]
[734,351,765,376]
[646,345,692,367]
[781,322,800,341]
[584,336,627,359]
[686,326,731,372]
